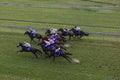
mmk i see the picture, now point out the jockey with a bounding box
[50,44,61,56]
[63,27,69,35]
[54,45,61,56]
[48,38,55,46]
[65,28,69,35]
[53,33,59,40]
[23,42,31,51]
[63,27,67,31]
[74,25,81,34]
[28,28,36,37]
[50,28,57,34]
[44,39,51,50]
[49,34,56,41]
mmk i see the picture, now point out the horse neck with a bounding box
[71,29,75,33]
[25,31,31,36]
[30,47,34,50]
[20,44,24,48]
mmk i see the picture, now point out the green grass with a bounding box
[1,20,120,36]
[0,0,120,80]
[0,0,120,6]
[0,1,120,27]
[0,27,120,80]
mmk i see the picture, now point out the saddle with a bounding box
[30,33,36,37]
[24,47,31,51]
[55,51,61,56]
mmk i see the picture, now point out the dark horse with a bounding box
[70,28,89,39]
[48,45,73,63]
[58,28,74,40]
[37,38,72,63]
[16,43,42,58]
[24,31,43,42]
[45,29,67,42]
[45,29,51,36]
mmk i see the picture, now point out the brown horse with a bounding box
[58,28,74,40]
[24,31,43,42]
[48,45,73,63]
[70,28,89,39]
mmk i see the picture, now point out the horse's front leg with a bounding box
[33,52,38,58]
[32,38,36,42]
[69,35,71,40]
[16,50,23,54]
[30,37,34,42]
[62,53,72,63]
[79,35,83,40]
[53,53,55,61]
[64,56,72,63]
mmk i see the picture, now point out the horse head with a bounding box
[17,42,23,48]
[24,31,30,35]
[58,28,64,32]
[80,31,89,36]
[45,29,51,36]
[70,28,76,33]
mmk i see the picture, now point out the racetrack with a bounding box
[0,18,120,39]
[0,27,120,80]
[0,0,120,80]
[0,2,118,10]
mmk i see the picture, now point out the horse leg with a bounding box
[16,50,23,54]
[44,50,49,56]
[30,37,35,42]
[69,35,71,40]
[30,37,33,42]
[16,50,20,54]
[65,52,72,55]
[66,55,73,61]
[36,49,42,55]
[38,38,40,42]
[61,53,72,63]
[79,35,83,40]
[41,47,49,56]
[48,53,56,61]
[60,46,67,51]
[47,53,54,58]
[39,36,43,41]
[33,52,38,58]
[63,55,72,63]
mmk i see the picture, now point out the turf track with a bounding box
[0,0,120,80]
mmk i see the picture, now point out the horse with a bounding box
[24,31,43,42]
[37,40,50,56]
[58,28,74,40]
[16,43,42,58]
[37,37,72,63]
[37,38,67,56]
[48,45,73,63]
[45,29,67,42]
[70,28,89,39]
[45,28,58,36]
